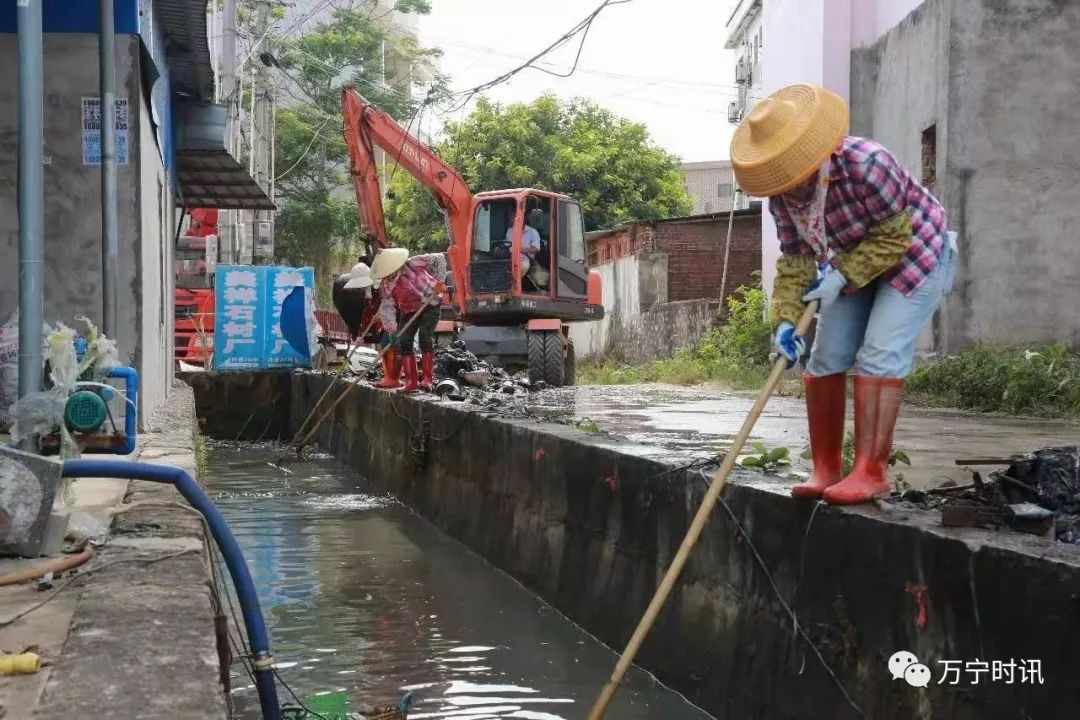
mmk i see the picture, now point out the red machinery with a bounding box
[341,86,604,386]
[175,209,217,365]
[174,209,351,367]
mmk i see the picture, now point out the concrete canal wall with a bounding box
[190,372,1080,720]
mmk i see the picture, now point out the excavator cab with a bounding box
[466,189,600,318]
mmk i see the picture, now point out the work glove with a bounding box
[773,321,806,368]
[801,265,847,309]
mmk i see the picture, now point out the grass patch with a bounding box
[194,433,210,479]
[908,344,1080,417]
[577,284,773,389]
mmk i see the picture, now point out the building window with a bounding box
[718,182,733,199]
[921,125,937,194]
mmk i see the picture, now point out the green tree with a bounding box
[270,5,445,291]
[384,95,692,251]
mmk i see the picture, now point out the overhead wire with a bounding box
[440,0,634,114]
[276,115,334,182]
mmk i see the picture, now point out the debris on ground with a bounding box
[321,341,599,433]
[904,447,1080,544]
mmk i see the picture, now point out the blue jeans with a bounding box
[807,244,956,378]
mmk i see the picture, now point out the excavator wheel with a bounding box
[527,330,565,387]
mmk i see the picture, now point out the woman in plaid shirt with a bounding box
[731,83,957,506]
[370,248,448,393]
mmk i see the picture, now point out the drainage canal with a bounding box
[206,442,713,719]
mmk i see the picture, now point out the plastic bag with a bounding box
[0,308,52,429]
[46,323,79,389]
[75,317,119,377]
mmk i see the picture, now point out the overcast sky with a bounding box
[417,0,738,163]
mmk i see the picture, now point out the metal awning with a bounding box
[158,0,215,101]
[177,150,275,210]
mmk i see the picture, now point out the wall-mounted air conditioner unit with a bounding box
[728,102,741,124]
[735,57,749,84]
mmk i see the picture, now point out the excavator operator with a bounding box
[506,206,542,279]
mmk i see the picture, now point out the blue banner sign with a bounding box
[214,265,315,371]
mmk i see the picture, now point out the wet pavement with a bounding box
[206,443,713,720]
[527,384,1080,489]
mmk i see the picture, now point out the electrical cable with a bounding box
[0,549,199,628]
[713,493,865,719]
[275,116,334,182]
[442,0,633,114]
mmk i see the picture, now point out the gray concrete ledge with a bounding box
[36,382,227,719]
[193,371,1080,720]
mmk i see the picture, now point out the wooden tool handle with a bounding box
[586,302,817,720]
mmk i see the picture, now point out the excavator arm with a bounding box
[341,86,473,305]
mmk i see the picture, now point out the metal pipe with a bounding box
[99,0,119,338]
[17,0,44,400]
[61,459,282,720]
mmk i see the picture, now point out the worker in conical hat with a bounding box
[371,247,447,393]
[332,262,373,341]
[731,83,957,505]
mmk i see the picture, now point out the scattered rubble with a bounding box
[900,447,1080,544]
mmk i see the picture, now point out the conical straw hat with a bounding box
[370,248,409,280]
[342,262,372,289]
[730,83,849,197]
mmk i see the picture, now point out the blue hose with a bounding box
[61,459,282,720]
[106,365,138,454]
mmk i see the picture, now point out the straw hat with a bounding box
[370,248,409,280]
[342,262,373,289]
[730,83,849,197]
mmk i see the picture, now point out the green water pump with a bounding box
[64,390,108,433]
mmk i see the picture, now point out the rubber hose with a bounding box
[60,459,282,720]
[0,545,95,587]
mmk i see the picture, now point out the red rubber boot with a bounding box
[791,373,846,499]
[398,353,420,393]
[823,376,905,505]
[420,351,435,392]
[375,349,401,389]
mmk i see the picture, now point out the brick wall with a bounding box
[586,211,762,307]
[652,213,761,304]
[587,224,652,267]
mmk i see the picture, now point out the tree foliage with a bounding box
[270,4,444,284]
[384,95,692,252]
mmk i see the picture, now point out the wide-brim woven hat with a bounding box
[730,83,849,197]
[342,262,372,289]
[370,248,409,280]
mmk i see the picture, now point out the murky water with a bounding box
[206,443,713,720]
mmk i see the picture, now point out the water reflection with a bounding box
[206,443,712,720]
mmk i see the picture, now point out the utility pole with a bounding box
[220,0,238,265]
[252,0,274,265]
[17,0,44,400]
[99,0,119,339]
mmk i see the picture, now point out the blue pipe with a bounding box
[61,459,282,720]
[105,365,138,454]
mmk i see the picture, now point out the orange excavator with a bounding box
[341,86,604,386]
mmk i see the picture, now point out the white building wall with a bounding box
[682,162,737,215]
[0,35,172,426]
[569,255,640,359]
[756,0,924,299]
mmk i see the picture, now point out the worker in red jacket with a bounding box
[730,83,956,505]
[370,248,446,393]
